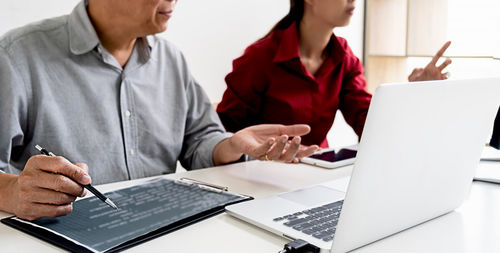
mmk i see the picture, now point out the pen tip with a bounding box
[106,199,118,210]
[35,145,42,151]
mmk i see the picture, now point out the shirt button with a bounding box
[125,110,132,117]
[130,149,135,155]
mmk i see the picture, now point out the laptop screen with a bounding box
[491,106,500,149]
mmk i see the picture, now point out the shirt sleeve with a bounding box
[216,47,268,133]
[0,46,29,173]
[338,46,372,139]
[177,54,233,170]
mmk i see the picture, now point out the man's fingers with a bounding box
[13,156,82,221]
[36,171,86,197]
[51,159,91,185]
[17,203,73,221]
[297,145,320,158]
[74,163,89,174]
[279,136,301,163]
[430,41,451,66]
[266,135,288,160]
[26,187,77,205]
[437,58,452,71]
[252,138,275,160]
[31,156,91,185]
[74,163,90,196]
[276,124,311,137]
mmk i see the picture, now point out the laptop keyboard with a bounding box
[272,200,343,242]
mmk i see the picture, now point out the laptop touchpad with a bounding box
[278,186,345,207]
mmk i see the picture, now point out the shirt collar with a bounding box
[272,22,347,65]
[68,1,100,55]
[68,1,154,57]
[273,23,301,63]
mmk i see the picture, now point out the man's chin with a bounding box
[157,24,168,34]
[144,24,168,36]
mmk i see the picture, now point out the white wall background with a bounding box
[0,0,364,148]
[0,0,79,34]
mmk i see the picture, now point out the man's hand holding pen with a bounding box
[7,155,90,220]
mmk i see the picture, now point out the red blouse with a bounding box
[217,23,372,147]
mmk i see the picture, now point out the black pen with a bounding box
[35,145,118,210]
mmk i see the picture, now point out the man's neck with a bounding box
[88,1,137,67]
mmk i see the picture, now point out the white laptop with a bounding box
[226,78,500,253]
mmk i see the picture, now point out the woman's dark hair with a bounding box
[261,0,304,39]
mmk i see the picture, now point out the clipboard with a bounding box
[1,178,252,253]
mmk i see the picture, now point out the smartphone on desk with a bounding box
[300,146,357,169]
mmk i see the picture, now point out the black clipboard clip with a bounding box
[473,177,500,185]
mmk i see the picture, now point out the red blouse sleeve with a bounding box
[338,43,372,139]
[217,45,269,133]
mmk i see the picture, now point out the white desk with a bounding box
[1,160,499,252]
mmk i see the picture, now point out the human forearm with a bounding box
[0,173,18,214]
[212,138,244,166]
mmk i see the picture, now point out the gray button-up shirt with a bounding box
[0,1,232,184]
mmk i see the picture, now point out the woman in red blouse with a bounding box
[217,0,451,148]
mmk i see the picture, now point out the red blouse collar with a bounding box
[272,22,346,66]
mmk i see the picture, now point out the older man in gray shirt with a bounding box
[0,0,318,220]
